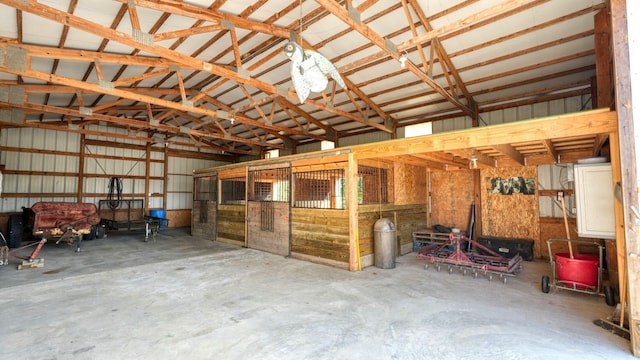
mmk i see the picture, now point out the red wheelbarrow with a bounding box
[541,238,615,306]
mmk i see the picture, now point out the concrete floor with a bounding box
[0,228,633,359]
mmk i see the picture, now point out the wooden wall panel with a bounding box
[191,200,217,239]
[480,166,540,256]
[216,204,245,243]
[167,209,191,228]
[359,204,427,256]
[291,208,350,263]
[430,169,475,230]
[393,162,427,205]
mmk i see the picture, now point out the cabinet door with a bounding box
[574,163,615,239]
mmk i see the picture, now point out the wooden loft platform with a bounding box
[352,108,617,168]
[195,108,618,174]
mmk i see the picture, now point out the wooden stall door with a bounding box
[192,175,217,239]
[246,165,290,256]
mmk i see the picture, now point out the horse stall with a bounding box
[191,172,217,240]
[246,164,291,256]
[193,151,427,270]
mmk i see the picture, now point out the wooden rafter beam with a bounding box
[119,0,291,39]
[412,153,465,170]
[316,0,474,118]
[395,0,539,52]
[276,97,331,133]
[491,144,526,165]
[0,100,277,151]
[0,54,319,148]
[4,1,277,95]
[154,24,224,42]
[406,0,473,104]
[387,155,451,171]
[448,149,497,168]
[541,139,559,162]
[592,134,609,156]
[1,4,381,141]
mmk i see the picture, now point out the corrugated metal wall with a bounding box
[538,163,576,218]
[0,125,224,213]
[433,95,591,132]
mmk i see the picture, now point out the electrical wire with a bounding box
[107,177,123,210]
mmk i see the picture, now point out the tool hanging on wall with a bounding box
[107,177,123,210]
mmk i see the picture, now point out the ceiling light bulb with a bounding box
[399,54,407,67]
[470,154,478,169]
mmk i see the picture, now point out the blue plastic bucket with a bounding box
[150,209,167,230]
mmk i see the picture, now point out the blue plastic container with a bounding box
[150,209,167,230]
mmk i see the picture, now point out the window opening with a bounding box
[293,169,345,209]
[220,177,246,205]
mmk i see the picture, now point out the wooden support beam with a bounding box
[541,139,559,163]
[491,143,525,165]
[347,153,359,271]
[77,134,85,203]
[315,0,474,118]
[154,24,223,42]
[610,0,639,354]
[395,0,537,52]
[113,68,172,87]
[388,155,450,171]
[122,0,290,39]
[0,100,275,149]
[594,8,613,109]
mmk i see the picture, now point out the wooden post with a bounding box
[144,143,151,214]
[610,0,639,354]
[162,146,168,217]
[347,153,359,271]
[471,101,483,241]
[77,134,86,203]
[610,131,627,327]
[594,8,613,109]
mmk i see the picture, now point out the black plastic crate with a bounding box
[477,236,534,261]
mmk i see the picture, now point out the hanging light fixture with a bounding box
[399,53,408,68]
[470,153,478,169]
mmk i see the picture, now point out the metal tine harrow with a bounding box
[417,231,524,284]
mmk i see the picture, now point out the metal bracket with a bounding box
[275,84,289,97]
[348,5,361,24]
[384,38,397,54]
[216,110,228,119]
[221,20,234,30]
[132,29,154,46]
[236,67,250,80]
[630,205,640,225]
[99,80,115,91]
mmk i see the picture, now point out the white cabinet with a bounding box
[573,163,615,239]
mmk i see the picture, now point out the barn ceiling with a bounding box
[0,0,605,158]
